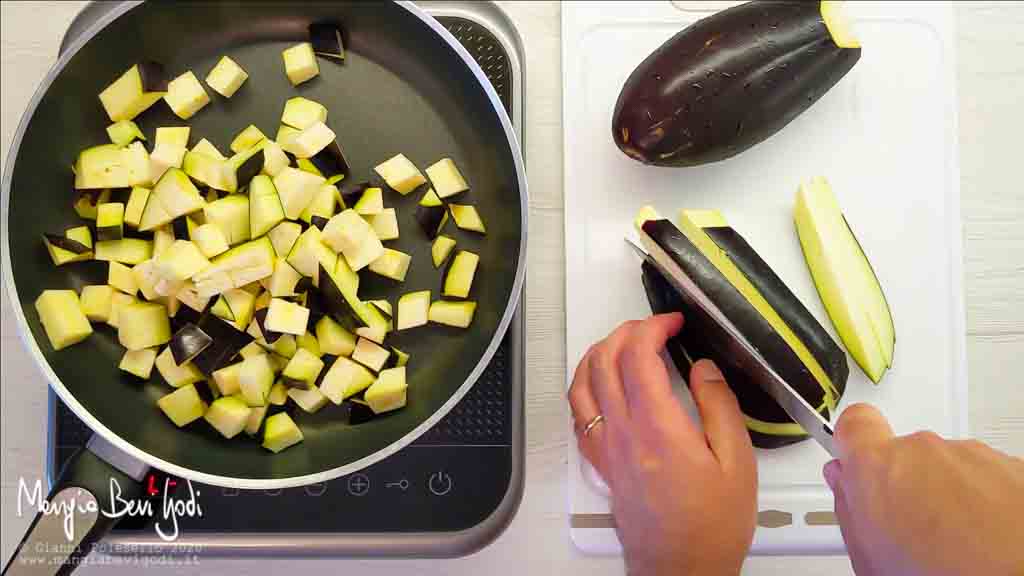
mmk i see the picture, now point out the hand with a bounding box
[825,404,1024,576]
[569,313,757,576]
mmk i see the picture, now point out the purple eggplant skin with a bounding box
[612,1,860,167]
[704,225,849,396]
[641,260,811,448]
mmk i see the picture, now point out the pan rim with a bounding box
[1,0,528,489]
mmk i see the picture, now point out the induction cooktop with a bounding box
[47,1,525,558]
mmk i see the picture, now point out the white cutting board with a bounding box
[563,1,967,555]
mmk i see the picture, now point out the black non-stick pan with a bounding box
[1,1,526,572]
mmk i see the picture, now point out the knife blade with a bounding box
[626,235,837,456]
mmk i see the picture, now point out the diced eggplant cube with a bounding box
[431,235,456,268]
[192,224,230,258]
[322,209,383,271]
[355,325,387,345]
[296,331,321,357]
[374,153,426,195]
[192,137,226,160]
[448,204,486,234]
[351,337,390,372]
[367,208,399,241]
[155,346,205,387]
[154,240,211,282]
[96,202,125,241]
[106,120,146,146]
[319,355,375,404]
[267,258,303,297]
[353,187,383,216]
[282,348,324,389]
[169,323,213,365]
[80,285,115,322]
[158,384,207,427]
[156,127,190,147]
[300,183,337,225]
[238,353,275,406]
[204,56,248,98]
[315,316,356,356]
[35,290,92,350]
[149,143,186,183]
[365,366,407,414]
[73,189,110,219]
[397,291,430,331]
[251,176,286,239]
[183,150,236,193]
[233,147,265,189]
[287,385,329,413]
[273,166,325,220]
[124,187,150,228]
[442,250,479,299]
[43,230,92,266]
[282,43,320,86]
[245,405,269,436]
[262,412,304,453]
[108,261,138,295]
[265,298,310,336]
[309,22,345,60]
[281,98,326,130]
[281,121,336,159]
[268,381,288,405]
[415,204,448,239]
[277,125,301,148]
[429,300,477,329]
[99,62,168,122]
[119,347,158,379]
[212,362,242,396]
[164,71,210,120]
[419,188,442,207]
[230,125,267,154]
[118,302,171,350]
[425,158,469,199]
[268,219,299,258]
[139,168,205,232]
[367,248,411,282]
[106,292,137,328]
[310,140,350,178]
[203,194,250,246]
[95,238,153,265]
[204,396,251,439]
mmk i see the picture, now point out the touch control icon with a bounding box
[428,471,452,496]
[347,473,370,497]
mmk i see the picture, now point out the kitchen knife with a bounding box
[625,233,837,456]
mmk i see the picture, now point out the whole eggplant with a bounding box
[612,0,861,167]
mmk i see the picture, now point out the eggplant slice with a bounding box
[638,216,846,448]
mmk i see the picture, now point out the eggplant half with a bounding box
[637,210,847,448]
[612,1,860,167]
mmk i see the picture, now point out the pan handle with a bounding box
[2,436,148,576]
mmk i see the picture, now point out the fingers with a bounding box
[588,323,636,423]
[834,403,894,461]
[824,459,875,576]
[568,350,610,480]
[688,359,754,472]
[618,313,684,412]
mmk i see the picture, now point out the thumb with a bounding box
[834,403,894,461]
[689,359,754,473]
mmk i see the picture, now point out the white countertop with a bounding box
[2,2,1021,575]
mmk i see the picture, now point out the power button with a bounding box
[428,471,453,496]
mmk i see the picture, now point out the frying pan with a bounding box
[1,1,526,572]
